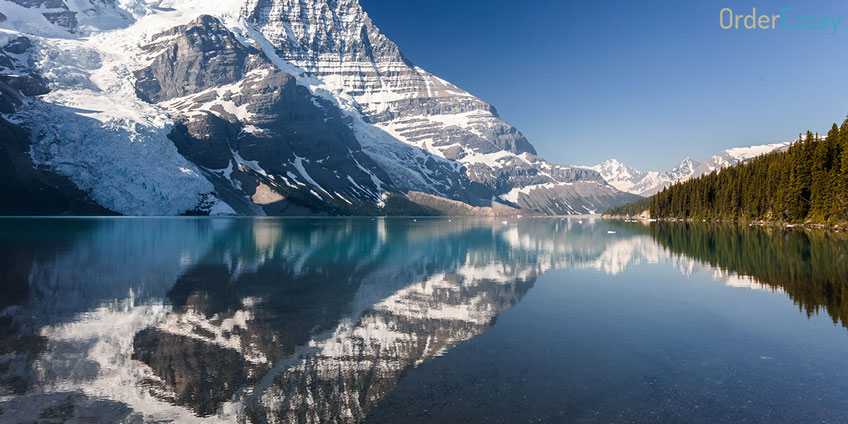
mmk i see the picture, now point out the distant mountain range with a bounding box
[0,0,638,216]
[588,142,792,197]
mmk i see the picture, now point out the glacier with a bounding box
[0,0,637,216]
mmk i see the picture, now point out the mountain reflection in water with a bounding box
[0,217,846,423]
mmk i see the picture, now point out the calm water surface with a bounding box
[1,218,847,423]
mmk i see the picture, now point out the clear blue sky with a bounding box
[359,0,848,171]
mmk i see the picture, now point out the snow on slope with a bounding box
[1,0,633,215]
[241,0,634,213]
[590,142,791,197]
[232,13,489,203]
[724,142,791,161]
[0,0,255,214]
[691,141,791,177]
[590,159,646,192]
[1,0,459,214]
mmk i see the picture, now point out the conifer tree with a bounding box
[615,115,848,226]
[839,118,848,220]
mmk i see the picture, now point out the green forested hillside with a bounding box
[621,117,848,225]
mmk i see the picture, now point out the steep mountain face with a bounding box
[135,15,398,215]
[241,0,636,214]
[592,142,790,197]
[0,0,636,216]
[242,0,536,159]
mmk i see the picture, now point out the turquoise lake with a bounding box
[1,217,847,423]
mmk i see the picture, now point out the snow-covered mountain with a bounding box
[590,159,648,193]
[690,142,792,177]
[0,0,638,216]
[591,142,790,197]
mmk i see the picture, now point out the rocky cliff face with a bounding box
[242,0,635,213]
[0,0,636,215]
[135,15,398,215]
[242,0,535,156]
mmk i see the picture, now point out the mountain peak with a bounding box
[590,142,789,197]
[590,159,646,193]
[0,0,637,216]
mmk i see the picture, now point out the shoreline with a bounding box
[602,215,848,233]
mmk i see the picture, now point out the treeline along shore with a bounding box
[606,116,848,230]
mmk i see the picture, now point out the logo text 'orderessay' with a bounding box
[720,7,841,35]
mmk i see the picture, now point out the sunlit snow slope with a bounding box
[590,142,791,197]
[0,0,637,215]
